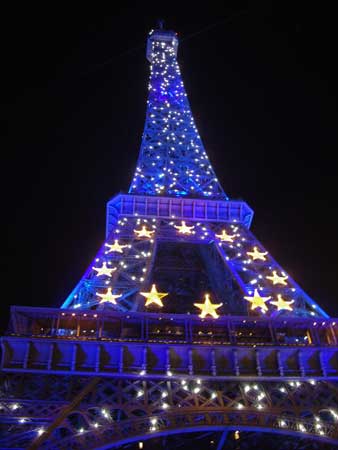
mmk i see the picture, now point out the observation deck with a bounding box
[2,306,337,380]
[106,194,254,237]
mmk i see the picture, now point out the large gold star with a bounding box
[134,226,155,238]
[215,229,235,242]
[244,289,271,312]
[105,240,128,254]
[266,271,288,286]
[270,294,294,311]
[92,261,116,277]
[174,221,195,234]
[194,294,223,319]
[96,287,121,304]
[140,284,168,307]
[247,246,268,261]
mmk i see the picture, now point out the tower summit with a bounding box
[130,27,227,199]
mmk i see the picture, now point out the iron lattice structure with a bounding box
[129,29,227,199]
[1,27,338,450]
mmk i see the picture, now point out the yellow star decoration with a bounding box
[244,289,271,312]
[270,294,294,311]
[134,226,155,238]
[194,294,223,319]
[140,284,168,307]
[266,270,288,286]
[105,240,128,254]
[174,221,195,234]
[96,287,121,304]
[215,229,236,242]
[247,246,268,261]
[92,261,116,277]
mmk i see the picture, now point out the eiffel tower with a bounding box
[1,25,337,450]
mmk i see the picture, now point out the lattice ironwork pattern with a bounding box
[1,374,337,448]
[129,29,227,199]
[1,27,338,450]
[62,215,326,317]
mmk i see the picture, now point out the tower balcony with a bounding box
[106,194,253,238]
[2,306,337,380]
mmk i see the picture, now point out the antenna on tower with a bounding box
[157,19,165,30]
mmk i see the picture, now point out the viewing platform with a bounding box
[106,194,254,236]
[2,306,337,380]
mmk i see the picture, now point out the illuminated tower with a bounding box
[1,27,337,450]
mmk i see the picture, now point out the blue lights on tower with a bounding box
[60,27,328,320]
[129,29,228,200]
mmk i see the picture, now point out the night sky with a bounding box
[4,3,338,332]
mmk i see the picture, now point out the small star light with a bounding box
[244,289,271,312]
[247,246,268,261]
[174,221,195,234]
[215,229,235,242]
[105,240,128,254]
[134,226,155,238]
[194,294,223,319]
[92,261,116,277]
[266,271,288,286]
[140,284,168,307]
[97,288,121,304]
[270,294,294,311]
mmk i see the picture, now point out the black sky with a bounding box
[3,2,338,332]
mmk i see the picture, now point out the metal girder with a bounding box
[27,377,100,450]
[1,374,337,449]
[216,430,228,450]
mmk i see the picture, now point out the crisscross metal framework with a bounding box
[1,375,338,449]
[1,27,337,450]
[129,29,227,199]
[62,209,327,318]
